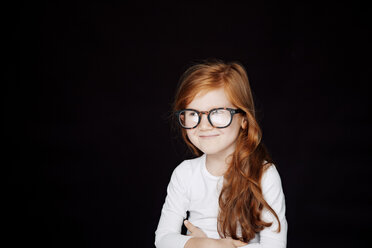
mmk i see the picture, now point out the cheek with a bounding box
[224,122,242,140]
[186,130,197,142]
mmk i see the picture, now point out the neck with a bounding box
[205,152,233,177]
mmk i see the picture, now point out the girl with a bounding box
[155,60,288,248]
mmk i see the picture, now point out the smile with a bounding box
[199,134,219,138]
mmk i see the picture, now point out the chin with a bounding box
[197,145,224,155]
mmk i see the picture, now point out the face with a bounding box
[185,87,246,157]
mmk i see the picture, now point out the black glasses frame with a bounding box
[175,107,244,129]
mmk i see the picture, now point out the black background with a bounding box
[5,1,370,248]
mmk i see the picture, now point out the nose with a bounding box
[198,112,213,130]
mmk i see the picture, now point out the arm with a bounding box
[183,220,248,248]
[239,165,288,248]
[184,237,248,248]
[185,238,237,248]
[155,162,193,248]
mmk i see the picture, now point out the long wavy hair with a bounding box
[172,59,281,242]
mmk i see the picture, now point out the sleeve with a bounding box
[240,165,288,248]
[155,161,193,248]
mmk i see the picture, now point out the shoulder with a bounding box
[171,154,204,183]
[262,163,281,181]
[173,154,204,175]
[261,163,283,194]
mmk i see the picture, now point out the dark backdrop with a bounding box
[6,1,370,248]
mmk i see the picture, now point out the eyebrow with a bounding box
[184,106,235,111]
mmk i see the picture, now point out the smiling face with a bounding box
[185,87,245,157]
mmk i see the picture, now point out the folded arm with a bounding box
[183,220,248,248]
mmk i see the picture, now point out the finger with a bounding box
[184,220,196,232]
[232,239,248,247]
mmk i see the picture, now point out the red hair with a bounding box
[173,59,281,242]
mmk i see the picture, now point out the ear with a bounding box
[241,117,248,129]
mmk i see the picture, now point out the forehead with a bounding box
[186,87,235,110]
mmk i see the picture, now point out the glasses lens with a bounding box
[179,110,199,128]
[210,109,231,127]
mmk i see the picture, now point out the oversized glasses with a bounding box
[175,107,244,129]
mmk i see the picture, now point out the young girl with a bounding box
[155,60,288,248]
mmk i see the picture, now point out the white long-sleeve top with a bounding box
[155,154,288,248]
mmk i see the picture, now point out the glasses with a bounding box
[175,107,244,129]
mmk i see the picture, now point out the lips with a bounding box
[199,134,219,138]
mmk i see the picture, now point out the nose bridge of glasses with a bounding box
[198,110,213,127]
[199,110,210,116]
[198,111,211,121]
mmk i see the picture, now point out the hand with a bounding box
[184,220,207,238]
[220,237,248,248]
